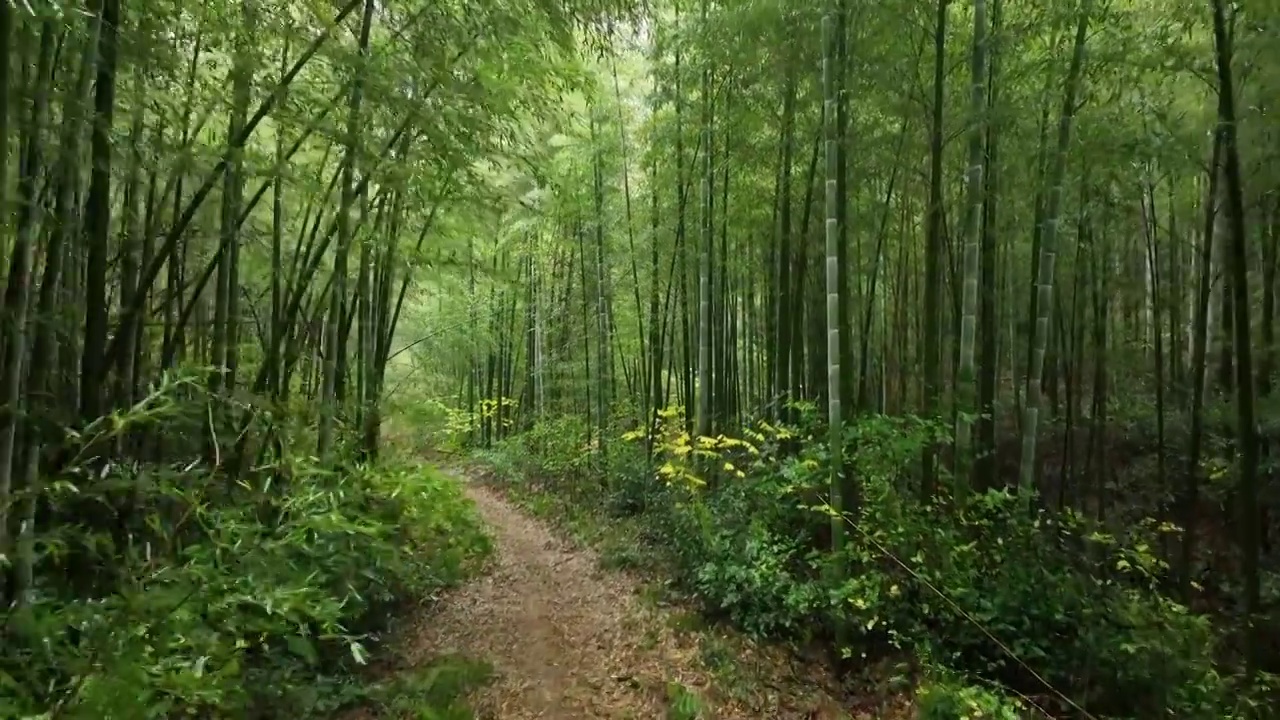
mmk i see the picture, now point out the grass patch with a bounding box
[666,609,708,634]
[664,681,708,720]
[360,654,495,719]
[697,635,740,686]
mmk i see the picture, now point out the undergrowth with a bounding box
[0,377,493,719]
[466,407,1276,720]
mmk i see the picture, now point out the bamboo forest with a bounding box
[1,0,1279,717]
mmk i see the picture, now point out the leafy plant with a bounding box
[0,395,491,719]
[917,673,1028,720]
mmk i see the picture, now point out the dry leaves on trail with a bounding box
[393,473,872,719]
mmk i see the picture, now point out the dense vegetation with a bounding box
[0,0,631,716]
[2,0,1278,717]
[434,0,1277,717]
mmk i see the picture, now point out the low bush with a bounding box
[0,390,491,719]
[916,671,1029,720]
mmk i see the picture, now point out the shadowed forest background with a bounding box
[0,0,1277,717]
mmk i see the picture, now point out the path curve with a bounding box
[403,472,855,719]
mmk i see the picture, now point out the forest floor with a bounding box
[371,467,910,719]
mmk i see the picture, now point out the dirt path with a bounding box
[400,474,860,719]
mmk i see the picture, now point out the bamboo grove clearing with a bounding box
[0,0,1278,717]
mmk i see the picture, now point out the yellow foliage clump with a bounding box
[617,406,797,488]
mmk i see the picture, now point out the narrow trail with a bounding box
[399,471,865,719]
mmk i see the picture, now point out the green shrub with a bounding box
[0,448,490,719]
[521,414,593,479]
[601,438,653,516]
[917,673,1029,720]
